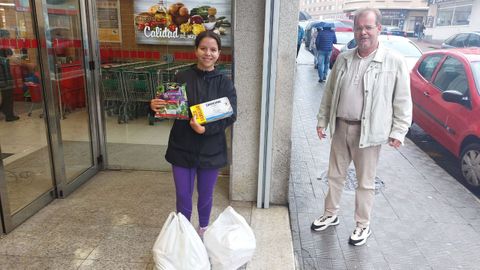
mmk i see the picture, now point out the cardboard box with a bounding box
[190,97,233,125]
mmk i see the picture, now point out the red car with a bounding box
[410,48,480,188]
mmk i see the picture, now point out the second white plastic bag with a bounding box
[152,212,211,270]
[204,206,256,270]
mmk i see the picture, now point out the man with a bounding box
[418,22,426,41]
[311,8,412,246]
[315,23,336,82]
[414,22,420,38]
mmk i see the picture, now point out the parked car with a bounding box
[328,31,354,68]
[441,32,480,48]
[336,35,422,70]
[380,26,406,37]
[410,48,480,188]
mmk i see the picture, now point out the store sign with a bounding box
[134,0,232,46]
[381,10,407,19]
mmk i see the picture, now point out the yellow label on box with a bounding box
[190,104,207,125]
[190,97,233,125]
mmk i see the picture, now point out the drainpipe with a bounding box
[257,0,280,209]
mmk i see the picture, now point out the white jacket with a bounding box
[317,43,412,148]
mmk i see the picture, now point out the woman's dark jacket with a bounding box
[165,65,237,168]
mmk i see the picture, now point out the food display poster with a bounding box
[134,0,232,46]
[97,0,122,43]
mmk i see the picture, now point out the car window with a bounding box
[346,39,356,49]
[471,61,480,95]
[450,33,469,47]
[418,55,443,81]
[433,57,469,95]
[467,34,480,47]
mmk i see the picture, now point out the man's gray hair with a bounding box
[354,8,382,26]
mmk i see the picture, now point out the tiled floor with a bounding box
[0,170,294,269]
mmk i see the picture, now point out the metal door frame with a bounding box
[34,0,101,198]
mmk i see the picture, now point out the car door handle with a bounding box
[423,91,430,97]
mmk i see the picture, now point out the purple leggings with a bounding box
[172,165,219,227]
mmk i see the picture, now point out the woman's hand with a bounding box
[150,98,166,112]
[190,116,205,134]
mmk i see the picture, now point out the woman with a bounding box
[150,31,237,237]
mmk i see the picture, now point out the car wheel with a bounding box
[460,143,480,187]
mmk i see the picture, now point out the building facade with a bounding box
[0,0,298,233]
[343,0,429,34]
[299,0,348,20]
[425,0,479,41]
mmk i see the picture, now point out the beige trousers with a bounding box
[324,119,381,228]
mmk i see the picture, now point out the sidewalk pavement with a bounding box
[290,46,480,269]
[0,170,294,269]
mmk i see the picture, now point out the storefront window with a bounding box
[97,0,233,172]
[452,5,471,25]
[437,8,454,26]
[437,5,472,26]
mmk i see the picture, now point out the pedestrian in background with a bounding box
[0,48,19,122]
[418,22,426,41]
[297,25,304,57]
[315,23,336,82]
[414,22,420,38]
[150,31,237,238]
[311,7,412,246]
[310,27,319,69]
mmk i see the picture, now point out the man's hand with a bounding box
[150,98,166,112]
[190,116,205,134]
[317,127,327,140]
[388,138,401,149]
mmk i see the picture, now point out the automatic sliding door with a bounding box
[0,0,55,233]
[37,0,99,196]
[0,0,100,233]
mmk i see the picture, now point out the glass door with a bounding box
[0,0,100,233]
[0,0,56,233]
[37,0,99,196]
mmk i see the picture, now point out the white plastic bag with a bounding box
[152,212,211,270]
[204,206,256,270]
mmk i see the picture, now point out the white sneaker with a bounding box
[348,226,371,246]
[311,215,339,231]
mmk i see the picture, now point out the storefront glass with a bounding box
[96,0,233,172]
[437,4,472,26]
[0,0,53,214]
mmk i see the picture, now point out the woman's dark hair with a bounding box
[194,31,222,50]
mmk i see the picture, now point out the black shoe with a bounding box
[6,116,19,122]
[318,79,324,83]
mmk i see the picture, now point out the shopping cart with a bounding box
[100,68,128,123]
[122,70,154,122]
[25,82,43,117]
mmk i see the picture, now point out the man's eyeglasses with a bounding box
[354,25,377,32]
